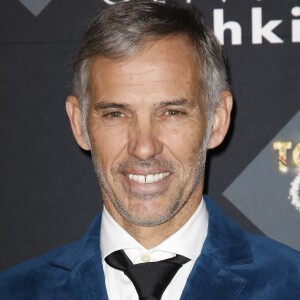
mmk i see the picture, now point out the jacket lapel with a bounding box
[49,214,109,300]
[47,196,253,299]
[181,253,247,299]
[181,196,253,300]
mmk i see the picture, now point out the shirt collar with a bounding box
[100,207,145,260]
[153,198,208,260]
[100,198,208,261]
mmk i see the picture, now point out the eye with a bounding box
[165,109,182,116]
[164,110,184,116]
[99,110,130,127]
[103,111,125,118]
[158,108,189,127]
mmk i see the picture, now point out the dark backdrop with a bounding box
[1,0,299,271]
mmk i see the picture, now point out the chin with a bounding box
[117,201,180,227]
[124,214,172,227]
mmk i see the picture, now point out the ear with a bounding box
[208,90,233,149]
[66,95,91,151]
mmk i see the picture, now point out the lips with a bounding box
[127,172,170,184]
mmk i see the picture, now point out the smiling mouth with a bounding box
[127,172,170,184]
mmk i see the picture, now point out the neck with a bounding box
[104,188,203,249]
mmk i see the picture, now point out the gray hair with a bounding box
[72,1,230,139]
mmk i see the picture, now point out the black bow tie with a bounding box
[105,250,190,300]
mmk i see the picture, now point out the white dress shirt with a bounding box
[100,199,208,300]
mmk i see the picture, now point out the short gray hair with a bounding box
[72,0,230,135]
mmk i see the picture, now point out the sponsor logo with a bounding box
[102,0,300,45]
[273,141,300,212]
[289,173,300,212]
[214,6,300,45]
[224,111,300,250]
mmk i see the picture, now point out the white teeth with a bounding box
[137,175,145,184]
[128,172,170,184]
[146,174,154,183]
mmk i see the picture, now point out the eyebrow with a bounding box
[94,98,192,110]
[157,98,191,107]
[94,102,130,110]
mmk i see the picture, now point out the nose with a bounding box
[127,117,163,160]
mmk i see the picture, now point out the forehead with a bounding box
[88,36,201,101]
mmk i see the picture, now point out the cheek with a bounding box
[162,124,204,159]
[89,126,129,167]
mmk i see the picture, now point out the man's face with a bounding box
[85,36,209,227]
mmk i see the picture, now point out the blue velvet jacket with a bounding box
[1,196,300,299]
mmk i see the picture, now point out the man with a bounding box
[1,1,300,299]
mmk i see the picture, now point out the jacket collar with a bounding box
[50,215,102,270]
[49,214,108,300]
[181,195,253,299]
[202,195,253,266]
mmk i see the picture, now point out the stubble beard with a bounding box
[90,131,210,227]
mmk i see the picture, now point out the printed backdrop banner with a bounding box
[0,0,299,271]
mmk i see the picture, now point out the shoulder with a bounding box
[246,230,300,268]
[204,195,300,265]
[0,241,77,298]
[0,213,103,299]
[203,195,300,297]
[238,232,300,298]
